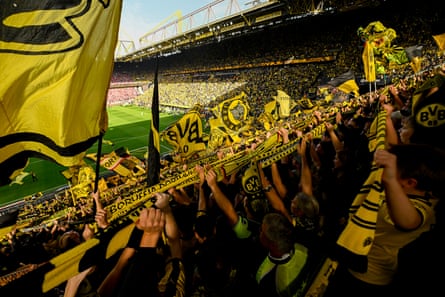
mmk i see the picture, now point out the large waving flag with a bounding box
[161,104,207,158]
[0,0,122,185]
[208,92,251,149]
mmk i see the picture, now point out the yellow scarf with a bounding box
[336,110,386,256]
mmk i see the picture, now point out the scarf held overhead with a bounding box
[336,110,386,256]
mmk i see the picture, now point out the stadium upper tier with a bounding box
[114,0,377,62]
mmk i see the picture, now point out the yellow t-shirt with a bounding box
[350,197,437,285]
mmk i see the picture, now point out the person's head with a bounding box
[388,143,445,195]
[316,134,336,162]
[346,115,366,131]
[260,213,295,256]
[290,192,319,219]
[398,115,415,144]
[244,196,270,222]
[194,215,216,244]
[58,230,81,251]
[333,150,347,169]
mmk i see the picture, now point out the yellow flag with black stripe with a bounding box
[0,0,122,185]
[327,70,360,97]
[338,80,360,97]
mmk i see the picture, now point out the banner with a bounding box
[274,90,296,118]
[0,0,122,184]
[362,41,376,82]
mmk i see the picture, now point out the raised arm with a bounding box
[153,192,182,259]
[116,208,165,297]
[195,164,209,213]
[381,103,399,146]
[205,167,239,227]
[324,121,343,153]
[258,161,292,223]
[297,135,313,197]
[374,149,421,229]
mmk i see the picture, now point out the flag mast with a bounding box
[147,57,161,186]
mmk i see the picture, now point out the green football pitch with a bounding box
[0,105,181,206]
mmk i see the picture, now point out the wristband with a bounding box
[263,185,273,192]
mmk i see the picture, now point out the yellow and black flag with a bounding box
[148,59,161,186]
[327,70,360,97]
[404,45,423,73]
[0,0,122,185]
[208,92,251,148]
[161,104,207,158]
[362,41,376,83]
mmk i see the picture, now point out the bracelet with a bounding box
[263,185,273,192]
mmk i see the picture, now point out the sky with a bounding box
[119,0,255,50]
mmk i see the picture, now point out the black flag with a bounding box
[147,59,160,186]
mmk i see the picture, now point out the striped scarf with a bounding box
[336,110,386,256]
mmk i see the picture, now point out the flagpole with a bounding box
[93,133,104,193]
[147,57,161,187]
[89,132,104,218]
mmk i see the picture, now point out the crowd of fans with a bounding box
[1,1,445,296]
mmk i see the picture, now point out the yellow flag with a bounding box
[433,33,445,51]
[0,0,123,183]
[241,161,262,199]
[362,42,376,82]
[264,100,277,115]
[98,150,146,178]
[161,105,207,157]
[274,90,295,118]
[338,79,360,97]
[328,70,360,97]
[410,56,423,73]
[208,92,251,148]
